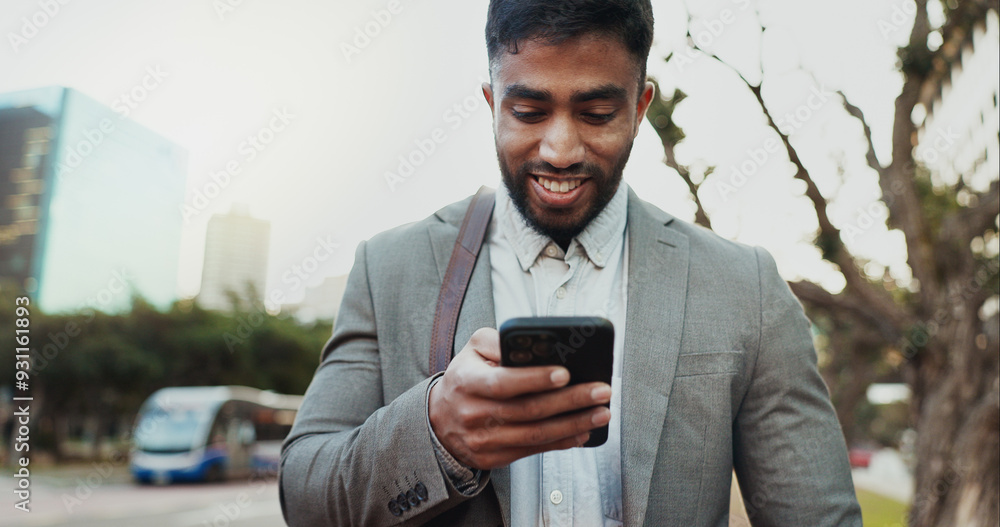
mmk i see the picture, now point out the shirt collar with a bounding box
[495,180,629,271]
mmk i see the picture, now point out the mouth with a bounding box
[529,174,590,207]
[535,175,585,193]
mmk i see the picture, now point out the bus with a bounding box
[129,386,301,484]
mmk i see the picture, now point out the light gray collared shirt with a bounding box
[429,181,629,525]
[494,182,628,526]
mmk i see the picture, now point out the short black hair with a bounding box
[485,0,654,91]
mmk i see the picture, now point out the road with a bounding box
[3,467,284,527]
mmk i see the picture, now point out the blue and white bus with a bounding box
[130,386,301,484]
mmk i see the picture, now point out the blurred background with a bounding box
[0,0,996,526]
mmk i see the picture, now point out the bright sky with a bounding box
[1,0,925,306]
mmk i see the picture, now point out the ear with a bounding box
[633,81,656,138]
[482,82,496,119]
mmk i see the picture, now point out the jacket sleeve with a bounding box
[732,247,862,526]
[279,240,491,526]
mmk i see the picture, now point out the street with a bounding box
[3,468,283,527]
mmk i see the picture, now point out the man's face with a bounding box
[483,33,655,244]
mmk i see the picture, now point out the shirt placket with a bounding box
[534,243,577,526]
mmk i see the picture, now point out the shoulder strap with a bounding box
[429,185,496,375]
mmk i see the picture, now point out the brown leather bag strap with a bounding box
[429,185,496,375]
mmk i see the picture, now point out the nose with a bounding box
[538,114,585,169]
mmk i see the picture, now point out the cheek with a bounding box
[586,127,633,160]
[495,123,536,160]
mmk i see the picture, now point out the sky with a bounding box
[0,0,932,308]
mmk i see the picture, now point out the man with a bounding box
[280,1,862,525]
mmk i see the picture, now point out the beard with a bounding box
[498,141,634,244]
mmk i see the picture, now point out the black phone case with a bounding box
[499,316,614,448]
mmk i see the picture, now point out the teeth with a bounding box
[537,176,582,193]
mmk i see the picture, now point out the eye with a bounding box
[581,111,617,124]
[511,109,545,123]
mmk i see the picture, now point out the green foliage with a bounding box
[898,43,934,77]
[0,288,331,441]
[645,79,687,147]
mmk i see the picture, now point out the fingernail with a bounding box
[551,369,569,385]
[591,385,611,402]
[592,407,611,426]
[576,433,590,445]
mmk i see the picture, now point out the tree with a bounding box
[0,289,331,463]
[647,1,999,525]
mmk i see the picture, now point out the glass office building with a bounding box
[0,87,186,313]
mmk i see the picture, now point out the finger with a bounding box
[496,382,612,422]
[464,363,570,399]
[480,405,611,449]
[476,433,592,470]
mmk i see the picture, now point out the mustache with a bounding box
[518,161,605,179]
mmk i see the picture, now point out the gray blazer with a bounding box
[280,188,862,526]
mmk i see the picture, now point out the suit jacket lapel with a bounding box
[429,188,689,527]
[621,188,689,526]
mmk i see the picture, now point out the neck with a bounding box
[553,236,571,252]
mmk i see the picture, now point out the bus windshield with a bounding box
[134,405,214,453]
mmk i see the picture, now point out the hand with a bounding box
[428,327,612,470]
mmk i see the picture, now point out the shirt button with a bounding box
[545,245,559,257]
[555,287,566,299]
[549,489,563,505]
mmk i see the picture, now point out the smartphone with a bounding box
[499,316,614,447]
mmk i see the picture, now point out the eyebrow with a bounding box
[503,83,628,104]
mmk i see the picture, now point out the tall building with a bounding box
[916,10,999,191]
[0,87,186,313]
[198,206,271,311]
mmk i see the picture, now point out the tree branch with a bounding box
[664,144,712,229]
[938,180,1000,245]
[838,91,889,181]
[884,0,942,313]
[684,42,913,332]
[645,81,712,229]
[789,280,904,342]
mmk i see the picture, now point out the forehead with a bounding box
[492,34,638,99]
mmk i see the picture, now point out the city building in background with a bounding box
[284,274,349,323]
[917,10,999,191]
[0,87,186,313]
[198,205,271,311]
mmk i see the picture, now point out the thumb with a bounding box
[468,327,501,364]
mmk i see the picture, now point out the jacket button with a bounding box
[388,499,402,517]
[396,493,411,511]
[406,489,420,507]
[414,481,428,500]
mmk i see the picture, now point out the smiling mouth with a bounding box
[533,175,586,194]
